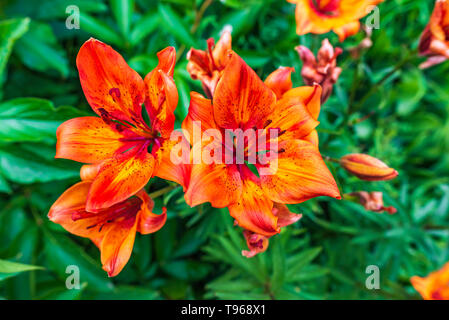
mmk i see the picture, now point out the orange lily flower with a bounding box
[411,262,449,300]
[187,30,232,98]
[55,38,188,213]
[419,0,449,69]
[340,153,398,181]
[48,178,166,277]
[182,50,340,243]
[287,0,383,41]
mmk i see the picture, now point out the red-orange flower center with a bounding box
[72,196,142,233]
[310,0,340,16]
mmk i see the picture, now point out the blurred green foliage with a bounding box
[0,0,448,300]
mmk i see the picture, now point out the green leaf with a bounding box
[0,173,11,193]
[0,98,86,143]
[44,231,114,292]
[110,0,134,37]
[129,12,159,46]
[158,4,197,48]
[0,18,30,88]
[79,13,123,47]
[0,145,80,184]
[270,238,285,293]
[15,22,69,77]
[36,0,107,19]
[91,285,160,300]
[0,259,43,281]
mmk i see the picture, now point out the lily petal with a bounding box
[266,87,320,142]
[184,163,242,208]
[100,213,138,277]
[229,175,279,237]
[86,147,155,212]
[259,139,341,204]
[264,67,295,99]
[56,117,133,163]
[213,51,276,130]
[76,38,146,125]
[144,47,178,138]
[136,190,167,235]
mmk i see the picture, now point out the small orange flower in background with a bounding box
[348,191,396,214]
[419,0,449,69]
[183,50,340,256]
[296,38,342,103]
[411,262,449,300]
[49,38,189,276]
[187,30,232,98]
[340,153,398,181]
[287,0,383,41]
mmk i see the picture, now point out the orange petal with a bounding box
[184,163,242,208]
[228,175,279,237]
[266,87,320,142]
[303,129,319,147]
[135,190,167,235]
[264,67,295,99]
[48,181,95,239]
[212,30,232,69]
[56,117,132,163]
[144,47,178,138]
[273,203,302,227]
[411,262,449,300]
[182,92,218,138]
[86,147,155,212]
[76,38,145,125]
[213,51,276,130]
[259,139,341,204]
[285,84,322,120]
[153,137,192,190]
[333,21,360,42]
[80,163,102,181]
[242,230,269,258]
[100,213,138,277]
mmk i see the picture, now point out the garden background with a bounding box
[0,0,448,300]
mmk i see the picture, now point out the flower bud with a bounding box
[348,191,397,214]
[186,30,232,97]
[296,39,342,103]
[242,230,269,258]
[418,0,449,69]
[340,154,398,181]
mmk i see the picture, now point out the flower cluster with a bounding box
[47,1,449,298]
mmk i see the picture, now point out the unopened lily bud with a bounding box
[348,191,397,214]
[340,154,398,181]
[296,39,342,103]
[418,0,449,69]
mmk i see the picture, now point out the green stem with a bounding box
[148,185,178,199]
[349,49,418,115]
[176,0,214,62]
[323,155,340,163]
